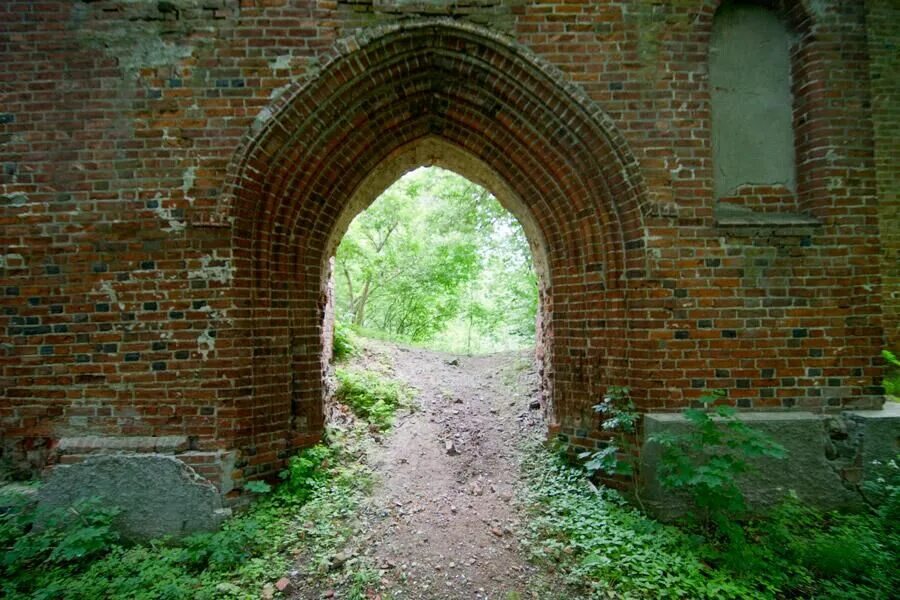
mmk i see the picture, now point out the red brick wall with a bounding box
[866,0,900,349]
[0,1,890,489]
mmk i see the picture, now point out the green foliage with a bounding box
[649,389,786,529]
[335,368,412,430]
[883,349,899,396]
[332,321,357,361]
[522,442,900,599]
[0,428,375,600]
[738,494,900,598]
[2,498,120,581]
[862,455,900,555]
[334,167,537,353]
[346,567,381,600]
[520,443,760,598]
[176,518,267,573]
[579,386,639,480]
[243,480,272,494]
[276,444,333,505]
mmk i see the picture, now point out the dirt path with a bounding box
[305,340,558,600]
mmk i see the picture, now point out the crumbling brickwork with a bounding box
[0,1,893,496]
[866,0,900,348]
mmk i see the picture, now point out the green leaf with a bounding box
[244,480,272,494]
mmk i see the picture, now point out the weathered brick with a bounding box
[0,1,893,495]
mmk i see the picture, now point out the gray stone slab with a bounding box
[639,410,900,519]
[38,454,229,540]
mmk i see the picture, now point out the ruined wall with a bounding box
[0,1,891,502]
[867,0,900,348]
[710,2,795,201]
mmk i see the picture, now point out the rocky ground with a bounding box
[290,340,562,600]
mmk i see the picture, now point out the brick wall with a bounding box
[866,0,900,348]
[0,0,891,492]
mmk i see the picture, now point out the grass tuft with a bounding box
[334,367,414,430]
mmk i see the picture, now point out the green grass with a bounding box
[334,367,414,430]
[333,321,358,362]
[348,322,532,356]
[518,443,900,599]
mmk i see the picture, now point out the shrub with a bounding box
[579,386,640,486]
[523,442,899,599]
[0,436,353,599]
[862,455,900,556]
[648,389,786,530]
[520,443,759,598]
[745,495,900,598]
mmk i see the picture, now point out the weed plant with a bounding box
[0,426,374,600]
[520,442,900,599]
[332,321,357,362]
[883,349,899,397]
[334,367,413,430]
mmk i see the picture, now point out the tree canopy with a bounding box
[333,167,537,353]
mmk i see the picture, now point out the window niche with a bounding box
[710,1,804,220]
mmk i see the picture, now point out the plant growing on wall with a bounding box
[882,349,899,397]
[579,386,642,505]
[648,389,786,533]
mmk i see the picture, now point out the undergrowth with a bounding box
[333,321,357,362]
[883,349,899,398]
[0,424,376,600]
[519,443,900,599]
[335,367,414,430]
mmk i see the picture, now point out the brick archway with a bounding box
[319,138,554,412]
[220,20,649,478]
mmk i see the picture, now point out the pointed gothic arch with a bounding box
[216,20,649,473]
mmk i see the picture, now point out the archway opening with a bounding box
[219,21,648,482]
[329,166,541,356]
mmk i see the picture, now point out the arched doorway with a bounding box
[321,139,551,393]
[218,20,648,481]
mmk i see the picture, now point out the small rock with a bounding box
[447,358,460,366]
[324,591,335,599]
[275,577,292,593]
[331,550,353,568]
[490,527,504,537]
[261,583,275,600]
[453,397,464,404]
[529,400,541,410]
[445,441,459,456]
